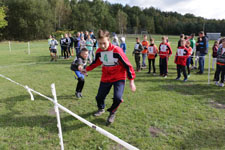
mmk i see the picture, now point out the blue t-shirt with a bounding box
[120,43,127,54]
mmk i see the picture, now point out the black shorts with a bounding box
[50,49,57,53]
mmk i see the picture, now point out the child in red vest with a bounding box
[186,40,193,77]
[147,38,158,75]
[82,30,136,125]
[175,39,189,82]
[159,36,172,78]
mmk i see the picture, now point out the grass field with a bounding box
[0,35,225,150]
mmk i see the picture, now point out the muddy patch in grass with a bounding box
[149,126,167,137]
[210,101,225,109]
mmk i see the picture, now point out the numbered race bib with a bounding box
[160,45,167,52]
[135,44,139,50]
[100,51,118,66]
[177,49,184,56]
[222,48,225,55]
[148,47,154,54]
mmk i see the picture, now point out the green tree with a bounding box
[0,6,7,29]
[116,9,127,34]
[5,0,54,40]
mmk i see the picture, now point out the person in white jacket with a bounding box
[50,36,58,62]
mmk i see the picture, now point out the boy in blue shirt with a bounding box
[120,37,127,54]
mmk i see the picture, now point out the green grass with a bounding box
[0,35,225,150]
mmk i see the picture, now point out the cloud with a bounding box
[106,0,225,19]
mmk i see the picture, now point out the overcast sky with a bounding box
[106,0,225,20]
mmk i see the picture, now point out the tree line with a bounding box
[0,0,225,41]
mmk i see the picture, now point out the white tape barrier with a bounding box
[0,74,139,150]
[51,83,64,150]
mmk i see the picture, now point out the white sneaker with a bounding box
[215,81,219,86]
[219,83,224,87]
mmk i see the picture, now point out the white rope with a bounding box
[0,74,139,150]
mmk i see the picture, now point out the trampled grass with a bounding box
[0,35,224,150]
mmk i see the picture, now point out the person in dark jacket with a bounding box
[74,32,81,56]
[196,31,209,74]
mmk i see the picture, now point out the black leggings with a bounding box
[148,59,156,73]
[63,47,68,59]
[214,64,225,83]
[76,77,85,92]
[177,64,187,79]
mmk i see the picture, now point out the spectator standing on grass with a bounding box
[86,35,94,63]
[84,31,89,40]
[141,35,149,68]
[120,37,127,54]
[74,32,81,56]
[189,33,196,69]
[175,39,189,82]
[90,31,97,60]
[196,31,209,74]
[49,36,58,62]
[133,37,144,72]
[214,38,225,87]
[61,33,70,59]
[147,38,158,75]
[212,41,219,70]
[60,35,64,58]
[69,33,74,56]
[177,34,185,48]
[186,41,193,77]
[112,33,119,46]
[159,36,173,78]
[80,35,86,50]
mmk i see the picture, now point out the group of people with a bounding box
[132,31,225,86]
[48,31,98,63]
[48,29,225,125]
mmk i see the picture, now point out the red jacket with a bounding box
[174,46,189,66]
[86,43,136,83]
[159,43,172,58]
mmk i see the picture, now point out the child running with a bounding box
[71,48,89,98]
[212,41,219,70]
[175,39,189,82]
[133,37,144,72]
[49,36,58,62]
[214,38,225,87]
[82,30,136,125]
[147,38,158,75]
[159,36,172,78]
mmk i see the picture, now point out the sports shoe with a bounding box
[164,75,167,78]
[175,77,180,80]
[188,74,191,78]
[75,92,81,99]
[106,113,116,125]
[153,73,156,76]
[183,78,188,82]
[79,92,82,97]
[219,83,224,87]
[215,81,219,86]
[94,109,105,117]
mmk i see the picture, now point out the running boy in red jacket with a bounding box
[175,39,189,82]
[159,36,172,78]
[82,30,136,125]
